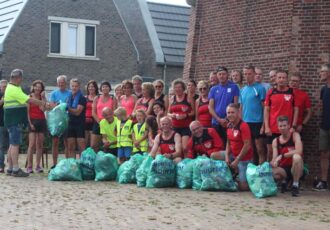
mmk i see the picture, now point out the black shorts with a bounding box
[247,122,263,139]
[103,147,118,156]
[212,124,227,144]
[29,119,47,133]
[67,123,85,138]
[266,133,280,145]
[85,122,93,131]
[173,127,191,137]
[92,122,100,135]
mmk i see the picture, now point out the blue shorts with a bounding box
[220,151,252,182]
[7,124,22,145]
[118,147,132,159]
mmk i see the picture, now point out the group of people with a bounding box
[0,64,329,196]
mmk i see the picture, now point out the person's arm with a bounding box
[92,96,100,123]
[172,133,182,159]
[146,98,155,115]
[270,138,280,167]
[291,106,299,132]
[230,123,251,169]
[225,140,230,165]
[233,95,239,104]
[164,94,169,113]
[302,108,312,126]
[207,128,225,156]
[187,97,195,119]
[27,103,35,131]
[264,106,271,136]
[112,97,118,111]
[132,129,138,147]
[195,99,199,121]
[209,98,222,123]
[150,134,160,158]
[186,137,194,159]
[102,134,110,148]
[27,97,47,107]
[68,104,84,116]
[131,98,140,118]
[0,95,4,107]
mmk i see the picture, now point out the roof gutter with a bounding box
[112,0,140,66]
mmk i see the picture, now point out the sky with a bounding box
[147,0,189,6]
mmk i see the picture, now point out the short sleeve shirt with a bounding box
[294,89,311,126]
[320,85,330,130]
[100,117,118,148]
[50,89,71,104]
[68,96,86,125]
[239,82,266,123]
[4,83,29,107]
[208,82,240,125]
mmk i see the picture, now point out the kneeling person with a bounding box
[186,121,224,158]
[150,116,182,164]
[100,107,118,155]
[271,116,304,197]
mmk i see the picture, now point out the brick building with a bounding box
[0,0,190,89]
[184,0,330,179]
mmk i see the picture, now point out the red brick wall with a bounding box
[183,0,330,180]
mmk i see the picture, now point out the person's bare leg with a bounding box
[11,145,20,170]
[181,136,189,154]
[238,182,250,191]
[320,150,330,182]
[7,145,13,170]
[77,138,86,159]
[255,138,266,164]
[52,136,59,165]
[26,132,36,168]
[210,151,226,160]
[36,133,45,168]
[63,137,68,158]
[67,138,76,158]
[266,144,273,162]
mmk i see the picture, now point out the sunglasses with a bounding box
[199,87,207,91]
[155,85,163,89]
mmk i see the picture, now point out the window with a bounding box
[48,17,99,59]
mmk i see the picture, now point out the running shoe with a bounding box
[313,181,328,191]
[291,185,299,197]
[26,167,34,174]
[35,166,44,173]
[12,168,29,177]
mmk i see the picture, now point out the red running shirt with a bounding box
[264,87,295,134]
[197,98,212,127]
[159,132,176,155]
[227,121,253,161]
[293,89,311,126]
[276,134,296,167]
[29,95,45,120]
[85,97,93,123]
[187,128,224,158]
[169,94,192,128]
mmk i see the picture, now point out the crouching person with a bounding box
[212,103,254,191]
[271,115,304,197]
[186,121,224,158]
[150,116,182,164]
[100,107,118,155]
[115,107,133,164]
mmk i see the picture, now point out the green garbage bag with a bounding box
[117,154,144,184]
[80,147,97,180]
[146,155,176,188]
[94,151,118,181]
[176,158,194,189]
[192,156,210,190]
[136,154,154,187]
[246,162,278,198]
[46,103,68,136]
[48,158,82,181]
[200,159,237,191]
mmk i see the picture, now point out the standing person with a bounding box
[49,75,70,169]
[66,78,86,158]
[271,116,304,197]
[187,79,199,101]
[0,79,8,173]
[26,80,47,173]
[115,107,133,164]
[168,79,195,153]
[224,103,254,191]
[255,67,271,92]
[91,81,117,151]
[132,75,143,99]
[100,107,118,155]
[153,79,169,112]
[133,82,155,116]
[240,65,266,164]
[4,69,49,177]
[132,110,149,155]
[209,66,240,144]
[120,80,137,118]
[209,71,219,88]
[149,116,182,164]
[85,80,98,147]
[269,69,277,88]
[289,73,312,133]
[195,80,212,127]
[114,84,123,103]
[314,64,330,191]
[230,70,244,89]
[264,69,299,161]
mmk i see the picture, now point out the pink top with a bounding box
[120,95,135,116]
[96,95,114,120]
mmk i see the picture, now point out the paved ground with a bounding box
[0,154,329,230]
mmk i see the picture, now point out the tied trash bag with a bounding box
[46,103,68,136]
[136,154,153,187]
[48,158,82,181]
[192,156,210,190]
[94,151,118,181]
[176,158,194,189]
[117,154,144,184]
[80,147,97,180]
[146,155,176,188]
[246,162,278,198]
[200,159,237,191]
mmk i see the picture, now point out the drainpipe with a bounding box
[163,56,167,90]
[112,0,141,74]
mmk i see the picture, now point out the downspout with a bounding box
[112,0,141,74]
[163,57,167,90]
